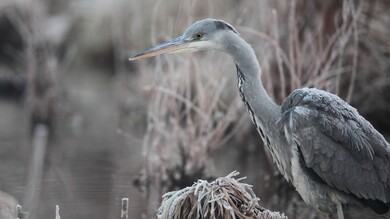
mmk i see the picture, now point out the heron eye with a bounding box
[195,33,204,40]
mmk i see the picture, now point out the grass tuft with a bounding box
[157,171,287,219]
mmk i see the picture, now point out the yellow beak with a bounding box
[129,36,193,61]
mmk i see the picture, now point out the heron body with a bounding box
[130,18,390,218]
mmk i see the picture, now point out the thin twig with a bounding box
[272,9,286,99]
[346,0,360,102]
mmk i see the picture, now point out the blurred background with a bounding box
[0,0,389,218]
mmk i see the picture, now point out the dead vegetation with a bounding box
[157,171,287,219]
[0,0,388,218]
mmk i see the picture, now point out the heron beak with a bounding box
[129,36,194,61]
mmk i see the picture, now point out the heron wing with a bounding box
[281,88,390,203]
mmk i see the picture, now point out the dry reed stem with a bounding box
[346,0,360,102]
[23,124,49,217]
[55,205,60,219]
[121,198,129,219]
[272,10,286,99]
[288,0,298,89]
[157,171,287,219]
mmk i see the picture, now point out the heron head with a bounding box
[129,18,239,61]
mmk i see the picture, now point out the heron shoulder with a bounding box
[281,88,357,118]
[280,88,390,209]
[281,87,390,160]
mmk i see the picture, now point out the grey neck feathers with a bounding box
[222,32,292,181]
[222,32,280,133]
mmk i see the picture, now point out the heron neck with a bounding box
[226,36,281,131]
[225,35,292,181]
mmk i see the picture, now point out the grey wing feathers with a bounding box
[281,88,390,203]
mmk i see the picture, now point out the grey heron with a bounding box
[130,18,390,219]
